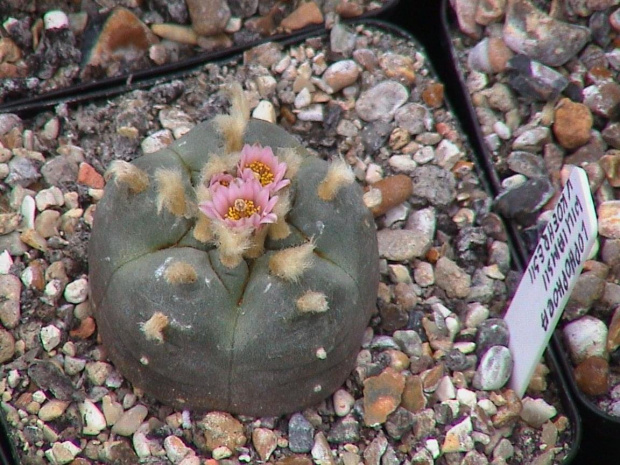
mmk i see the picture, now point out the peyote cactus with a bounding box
[89,84,379,416]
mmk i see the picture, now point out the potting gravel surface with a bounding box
[0,0,391,104]
[448,0,620,417]
[0,23,574,465]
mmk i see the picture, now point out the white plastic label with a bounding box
[504,167,598,397]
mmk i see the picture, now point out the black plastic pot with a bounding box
[0,5,582,463]
[0,0,399,116]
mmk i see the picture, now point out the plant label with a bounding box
[504,167,598,397]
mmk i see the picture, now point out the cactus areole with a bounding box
[89,86,379,416]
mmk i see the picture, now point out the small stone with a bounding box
[323,60,359,93]
[330,22,356,57]
[164,435,191,463]
[0,327,15,363]
[151,23,198,45]
[64,278,89,304]
[6,156,40,187]
[507,55,569,101]
[564,315,608,364]
[422,83,444,108]
[507,151,546,177]
[41,155,79,185]
[377,229,429,261]
[44,10,69,30]
[411,165,456,206]
[355,81,409,122]
[296,104,324,122]
[476,318,510,356]
[369,174,413,217]
[201,411,246,451]
[211,446,232,460]
[396,103,433,135]
[288,413,314,453]
[435,139,461,170]
[252,100,277,123]
[452,0,482,37]
[39,399,69,422]
[186,0,230,35]
[476,0,507,25]
[0,274,21,329]
[141,129,173,153]
[512,127,551,152]
[434,257,471,299]
[494,176,555,223]
[599,200,620,238]
[520,397,557,428]
[553,99,593,150]
[472,346,513,390]
[326,414,360,443]
[86,8,159,75]
[40,325,61,352]
[583,82,620,119]
[363,434,388,465]
[574,356,609,396]
[80,399,107,435]
[35,186,64,211]
[111,404,149,436]
[252,428,277,461]
[378,53,416,84]
[333,389,355,416]
[102,395,124,426]
[608,306,620,352]
[311,432,336,465]
[363,368,406,426]
[503,0,591,66]
[280,2,323,31]
[47,441,81,465]
[442,416,474,453]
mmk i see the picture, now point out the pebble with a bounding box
[35,186,64,211]
[574,356,609,396]
[326,414,360,443]
[507,55,569,101]
[280,2,323,31]
[141,129,173,153]
[43,10,69,30]
[0,274,21,329]
[598,200,620,238]
[186,0,229,35]
[368,174,413,217]
[363,434,388,465]
[41,154,79,185]
[494,176,555,223]
[553,99,593,150]
[252,428,277,461]
[40,324,61,352]
[38,400,69,422]
[164,435,192,463]
[252,100,277,123]
[411,165,456,206]
[288,413,314,453]
[363,368,406,426]
[46,441,81,465]
[64,278,89,304]
[0,327,15,363]
[563,315,608,364]
[323,60,359,93]
[442,416,474,453]
[472,345,513,390]
[434,256,471,299]
[311,432,336,465]
[476,318,510,356]
[296,104,324,122]
[607,306,620,352]
[355,81,408,122]
[111,404,149,436]
[377,229,430,261]
[102,395,123,426]
[151,23,198,45]
[201,411,246,451]
[379,53,416,84]
[503,0,591,66]
[80,399,107,435]
[333,389,355,417]
[519,397,557,428]
[583,82,620,118]
[6,156,40,187]
[395,103,433,135]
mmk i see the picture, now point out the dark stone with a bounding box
[385,407,415,439]
[590,11,612,47]
[361,120,391,155]
[326,415,360,443]
[151,0,189,23]
[507,151,547,178]
[475,318,510,357]
[444,348,472,372]
[493,176,555,224]
[507,55,569,101]
[288,413,314,453]
[228,0,259,17]
[28,361,83,401]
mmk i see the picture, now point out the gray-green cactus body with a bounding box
[89,118,379,416]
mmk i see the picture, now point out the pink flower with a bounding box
[199,177,278,229]
[238,144,290,193]
[208,172,235,192]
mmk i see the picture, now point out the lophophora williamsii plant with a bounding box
[89,84,379,416]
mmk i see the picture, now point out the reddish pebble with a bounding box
[280,2,323,31]
[70,316,97,339]
[78,162,105,188]
[552,98,593,150]
[401,375,427,413]
[368,174,413,217]
[363,367,405,426]
[574,356,609,396]
[422,82,445,108]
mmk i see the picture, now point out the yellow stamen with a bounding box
[226,199,261,220]
[247,161,274,187]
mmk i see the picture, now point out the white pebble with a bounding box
[43,10,69,30]
[35,186,64,211]
[365,163,383,184]
[64,278,89,304]
[46,441,81,465]
[493,121,512,140]
[80,399,107,435]
[133,432,152,458]
[141,129,173,154]
[40,325,61,352]
[0,250,13,274]
[520,397,557,428]
[296,104,324,122]
[456,388,477,409]
[294,87,312,108]
[333,389,355,416]
[388,154,417,173]
[252,101,276,123]
[563,316,608,364]
[20,195,36,229]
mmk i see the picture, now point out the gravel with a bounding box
[0,20,574,465]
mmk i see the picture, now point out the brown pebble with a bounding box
[600,150,620,187]
[401,375,427,413]
[368,174,413,217]
[379,53,416,84]
[186,0,230,36]
[78,162,105,188]
[487,37,513,73]
[609,306,620,352]
[276,456,313,465]
[0,37,22,63]
[363,368,405,426]
[553,98,593,150]
[280,2,324,31]
[422,82,445,108]
[0,327,15,363]
[70,316,97,339]
[336,0,365,17]
[201,411,246,451]
[574,356,609,396]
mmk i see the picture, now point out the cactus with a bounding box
[89,84,379,416]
